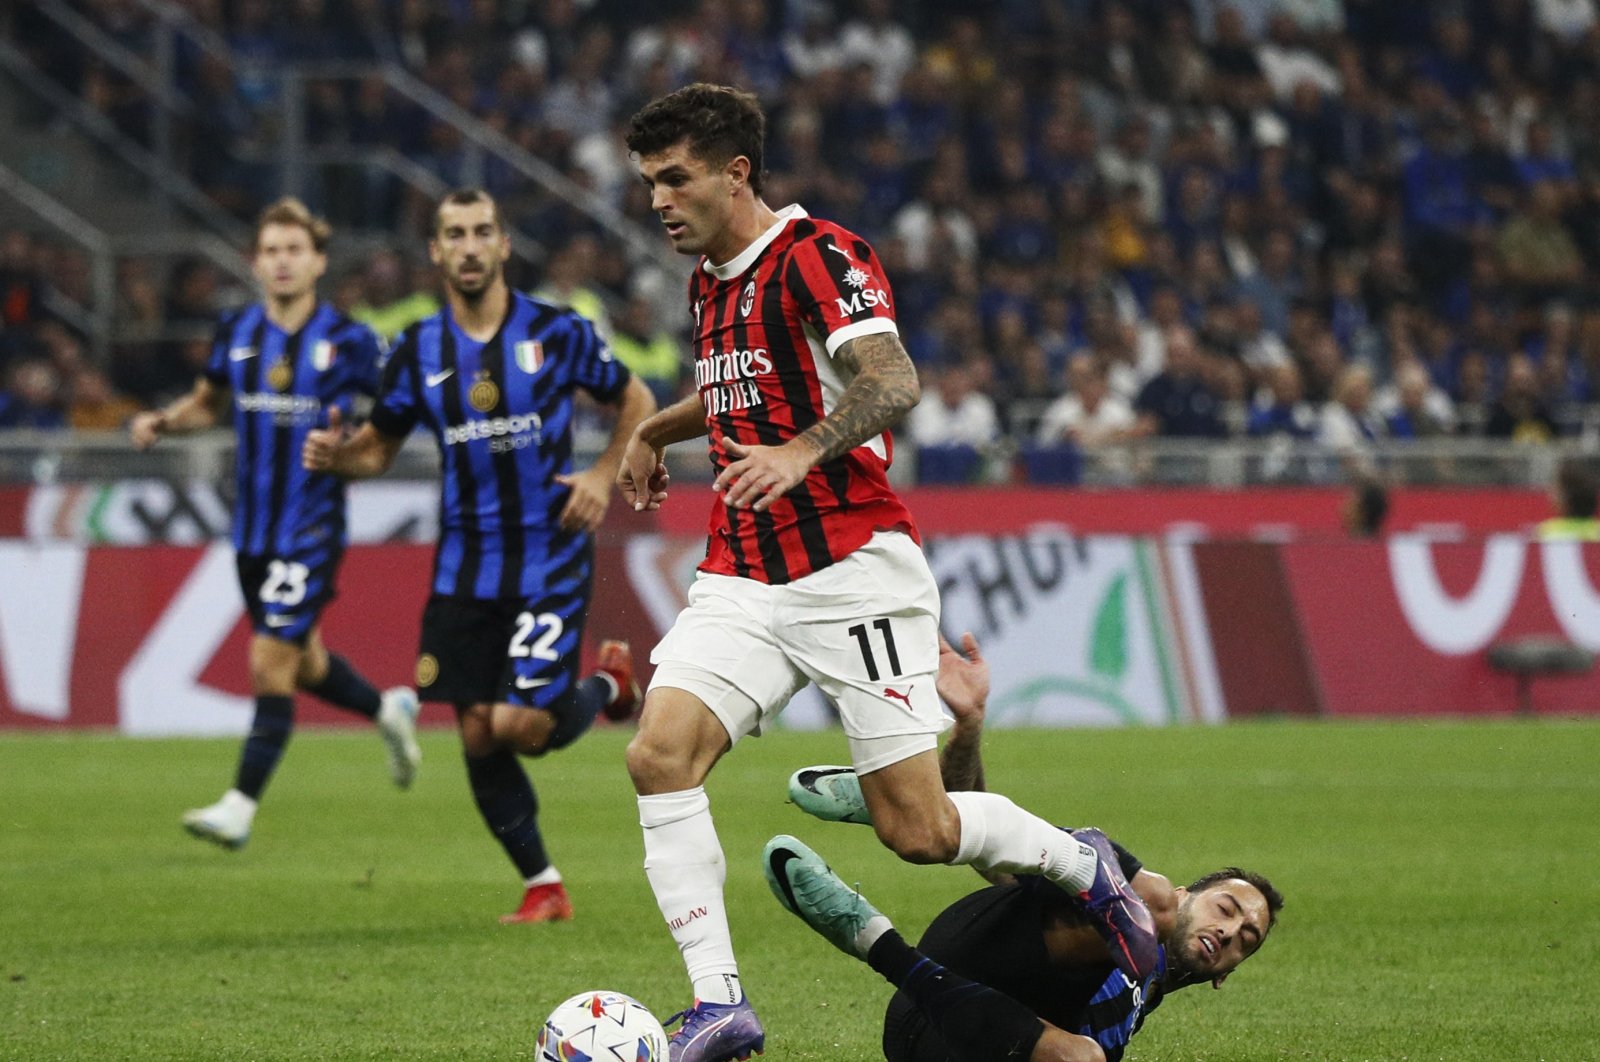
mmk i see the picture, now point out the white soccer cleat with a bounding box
[377,687,422,789]
[182,789,255,850]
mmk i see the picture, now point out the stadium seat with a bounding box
[1020,443,1082,486]
[917,444,983,484]
[1487,637,1595,714]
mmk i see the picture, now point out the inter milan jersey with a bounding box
[1075,952,1166,1061]
[370,291,631,600]
[687,204,918,586]
[204,302,383,557]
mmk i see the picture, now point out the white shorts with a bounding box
[649,531,948,774]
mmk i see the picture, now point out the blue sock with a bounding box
[869,930,1044,1062]
[545,675,612,751]
[465,747,549,879]
[306,653,380,719]
[235,694,294,800]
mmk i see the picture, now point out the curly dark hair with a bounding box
[625,83,767,194]
[1187,867,1284,930]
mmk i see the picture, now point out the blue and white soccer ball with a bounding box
[536,990,670,1062]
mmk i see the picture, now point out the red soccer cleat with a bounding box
[596,639,642,722]
[500,881,574,924]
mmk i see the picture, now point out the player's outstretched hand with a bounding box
[302,406,344,472]
[129,411,166,450]
[556,467,613,533]
[715,439,813,512]
[618,434,670,512]
[936,632,989,732]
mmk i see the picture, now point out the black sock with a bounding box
[544,675,612,751]
[235,695,294,800]
[465,747,549,879]
[306,653,381,719]
[867,930,1045,1062]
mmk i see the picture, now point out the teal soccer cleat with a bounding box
[763,834,892,960]
[786,766,872,825]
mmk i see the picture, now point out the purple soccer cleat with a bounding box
[1070,827,1161,982]
[665,998,766,1062]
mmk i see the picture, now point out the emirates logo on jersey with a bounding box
[739,279,756,318]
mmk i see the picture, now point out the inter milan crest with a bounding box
[311,339,335,372]
[740,279,756,317]
[415,653,438,687]
[267,359,293,392]
[514,339,544,374]
[468,369,500,412]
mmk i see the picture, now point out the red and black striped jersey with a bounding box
[688,205,919,585]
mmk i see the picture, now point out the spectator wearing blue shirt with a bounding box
[1247,361,1317,438]
[1516,119,1577,189]
[1134,326,1227,438]
[0,359,66,430]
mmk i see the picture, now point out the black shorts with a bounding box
[236,547,342,646]
[415,581,591,712]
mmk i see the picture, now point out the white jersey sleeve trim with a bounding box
[823,317,899,358]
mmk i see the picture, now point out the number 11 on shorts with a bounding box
[848,618,902,681]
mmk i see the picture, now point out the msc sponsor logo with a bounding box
[442,412,543,447]
[834,287,890,316]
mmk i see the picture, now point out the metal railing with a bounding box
[97,0,676,272]
[0,430,1592,490]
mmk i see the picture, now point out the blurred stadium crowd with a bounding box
[5,0,1600,476]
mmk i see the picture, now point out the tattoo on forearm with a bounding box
[940,739,986,794]
[796,332,920,463]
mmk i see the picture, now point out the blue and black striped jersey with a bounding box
[204,302,384,557]
[1076,953,1166,1062]
[369,291,631,600]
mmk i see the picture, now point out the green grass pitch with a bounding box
[3,719,1597,1060]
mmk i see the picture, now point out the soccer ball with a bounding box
[536,989,670,1062]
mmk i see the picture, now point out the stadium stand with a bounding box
[2,0,1599,485]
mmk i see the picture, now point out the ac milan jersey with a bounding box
[203,302,383,557]
[689,205,918,585]
[369,291,631,600]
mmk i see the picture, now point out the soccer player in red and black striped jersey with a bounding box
[617,84,1157,1062]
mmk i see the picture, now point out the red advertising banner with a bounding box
[0,483,1563,543]
[1278,538,1600,716]
[3,531,1596,733]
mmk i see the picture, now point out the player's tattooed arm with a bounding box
[792,331,921,464]
[936,633,989,796]
[716,331,920,512]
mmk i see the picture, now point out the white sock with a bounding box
[220,789,258,823]
[945,791,1097,892]
[525,866,562,888]
[639,787,741,1002]
[692,972,743,1007]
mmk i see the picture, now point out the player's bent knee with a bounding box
[624,728,692,791]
